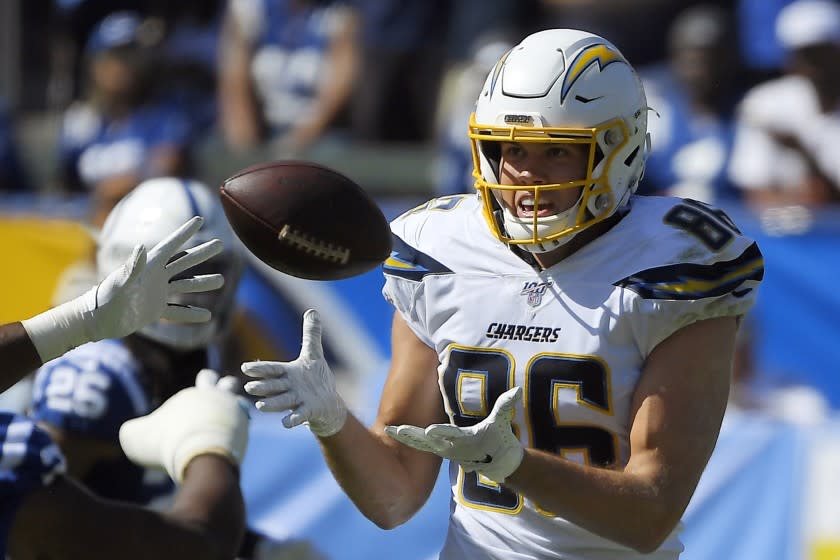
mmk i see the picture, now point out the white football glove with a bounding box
[242,309,347,438]
[385,386,524,483]
[21,216,224,363]
[119,369,250,483]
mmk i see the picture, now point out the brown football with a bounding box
[219,160,392,280]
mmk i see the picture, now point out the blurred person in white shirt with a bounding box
[728,0,840,208]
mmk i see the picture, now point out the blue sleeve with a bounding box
[0,413,66,557]
[30,344,148,441]
[435,134,474,197]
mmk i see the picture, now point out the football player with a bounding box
[0,214,250,559]
[29,177,322,560]
[243,29,765,559]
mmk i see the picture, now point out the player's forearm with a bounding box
[318,413,436,529]
[308,32,358,132]
[0,322,43,392]
[218,15,262,149]
[506,449,685,553]
[87,457,244,560]
[10,458,244,560]
[166,455,246,559]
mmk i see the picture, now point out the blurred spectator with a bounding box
[47,1,224,122]
[728,0,840,207]
[349,0,448,143]
[56,11,192,226]
[154,2,227,140]
[640,5,746,204]
[737,0,796,77]
[432,0,539,196]
[46,0,149,111]
[433,32,515,196]
[539,0,701,66]
[443,0,540,63]
[219,0,359,156]
[0,99,32,193]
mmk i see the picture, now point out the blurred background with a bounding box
[1,0,840,558]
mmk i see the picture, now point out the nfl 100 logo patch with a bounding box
[521,281,552,307]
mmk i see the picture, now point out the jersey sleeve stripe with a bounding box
[383,234,453,281]
[614,242,764,300]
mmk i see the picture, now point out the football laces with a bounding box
[278,225,351,264]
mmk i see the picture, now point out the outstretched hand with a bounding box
[386,386,524,483]
[21,216,225,364]
[89,215,224,341]
[243,309,347,437]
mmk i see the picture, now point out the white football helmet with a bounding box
[469,29,651,252]
[97,177,243,350]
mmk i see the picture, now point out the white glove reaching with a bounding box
[243,309,347,437]
[21,216,224,363]
[385,386,524,483]
[119,369,250,483]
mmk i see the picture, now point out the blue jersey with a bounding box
[0,413,66,557]
[435,115,474,197]
[640,68,742,204]
[235,0,350,135]
[58,100,191,191]
[30,339,173,503]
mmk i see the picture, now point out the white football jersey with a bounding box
[382,193,763,560]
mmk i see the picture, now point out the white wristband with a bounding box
[20,287,96,363]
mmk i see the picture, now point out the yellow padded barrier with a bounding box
[0,217,95,324]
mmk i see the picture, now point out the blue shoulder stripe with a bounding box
[383,234,453,281]
[615,242,764,300]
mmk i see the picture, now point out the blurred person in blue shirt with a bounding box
[640,5,747,204]
[47,0,148,109]
[348,0,448,143]
[219,0,359,156]
[57,11,192,226]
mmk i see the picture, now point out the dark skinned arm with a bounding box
[8,454,245,560]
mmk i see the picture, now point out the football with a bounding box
[219,160,392,280]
